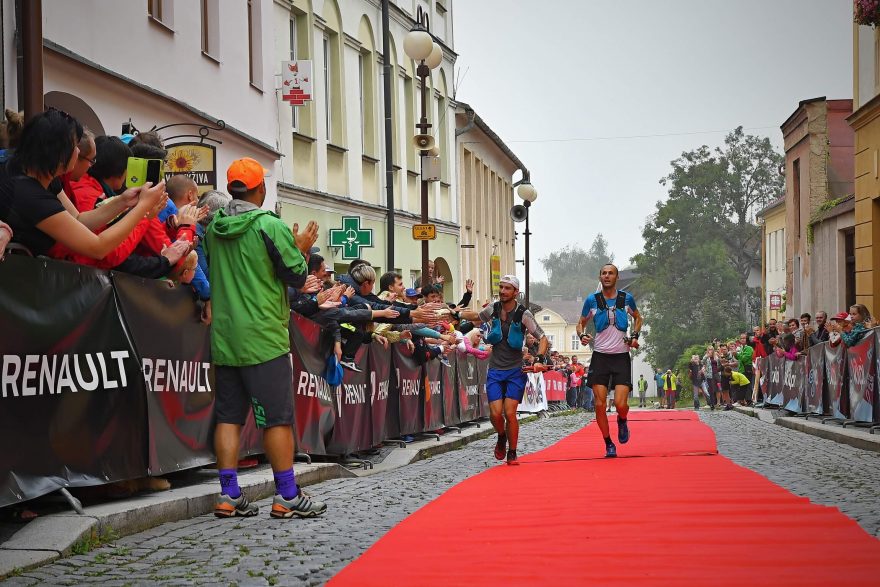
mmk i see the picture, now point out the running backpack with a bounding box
[485,302,526,350]
[594,291,628,333]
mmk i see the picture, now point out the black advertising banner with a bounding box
[765,353,785,406]
[477,358,490,417]
[112,273,217,474]
[0,256,147,507]
[846,334,875,423]
[289,314,335,455]
[806,344,826,415]
[393,344,424,435]
[369,345,392,446]
[457,354,480,422]
[441,356,459,427]
[423,360,444,431]
[327,345,372,455]
[825,343,848,419]
[781,356,807,413]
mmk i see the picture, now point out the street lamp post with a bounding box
[404,6,442,287]
[516,177,538,307]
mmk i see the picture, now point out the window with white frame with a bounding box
[546,334,555,349]
[148,0,173,29]
[542,314,550,322]
[571,334,580,351]
[201,0,220,59]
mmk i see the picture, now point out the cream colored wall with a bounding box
[457,115,520,305]
[763,206,786,321]
[534,309,593,363]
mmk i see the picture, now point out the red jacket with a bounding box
[67,174,106,212]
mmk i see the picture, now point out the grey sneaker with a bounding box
[270,491,327,519]
[339,360,362,372]
[214,493,259,518]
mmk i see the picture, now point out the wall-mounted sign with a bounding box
[412,224,436,240]
[329,216,374,260]
[282,60,313,106]
[769,293,782,310]
[164,142,217,196]
[490,255,501,296]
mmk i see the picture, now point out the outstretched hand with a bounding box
[292,221,319,255]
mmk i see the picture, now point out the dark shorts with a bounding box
[486,367,527,403]
[587,351,632,390]
[215,353,294,428]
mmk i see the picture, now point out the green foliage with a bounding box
[532,235,613,301]
[633,127,782,367]
[807,196,849,246]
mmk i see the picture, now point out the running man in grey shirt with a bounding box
[460,275,548,465]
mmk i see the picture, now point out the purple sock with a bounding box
[219,469,241,498]
[273,468,298,500]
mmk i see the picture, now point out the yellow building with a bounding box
[532,300,593,364]
[849,22,880,314]
[757,197,786,323]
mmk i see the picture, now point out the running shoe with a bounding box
[506,449,519,466]
[339,360,362,372]
[438,356,451,368]
[494,433,507,460]
[617,418,630,444]
[605,442,617,458]
[214,493,259,518]
[270,491,327,519]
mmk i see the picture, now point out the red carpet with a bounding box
[330,411,880,586]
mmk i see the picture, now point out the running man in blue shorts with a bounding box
[461,275,548,465]
[577,264,643,458]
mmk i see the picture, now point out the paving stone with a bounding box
[11,415,586,585]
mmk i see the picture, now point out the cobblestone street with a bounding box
[4,410,880,586]
[1,415,587,587]
[700,411,880,537]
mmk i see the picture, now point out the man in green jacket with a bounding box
[735,334,754,405]
[207,157,326,520]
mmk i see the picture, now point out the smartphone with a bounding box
[126,157,164,188]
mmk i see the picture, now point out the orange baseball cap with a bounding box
[227,157,270,190]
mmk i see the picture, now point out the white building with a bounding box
[272,0,462,289]
[3,0,281,201]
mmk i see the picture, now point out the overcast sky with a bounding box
[453,0,853,282]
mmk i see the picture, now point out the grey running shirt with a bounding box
[478,304,545,371]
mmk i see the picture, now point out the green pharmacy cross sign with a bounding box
[329,216,374,260]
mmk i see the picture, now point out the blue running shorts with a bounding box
[486,367,528,403]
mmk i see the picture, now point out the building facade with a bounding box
[3,0,282,201]
[781,97,854,318]
[272,0,461,291]
[455,103,522,306]
[757,197,787,323]
[849,23,880,315]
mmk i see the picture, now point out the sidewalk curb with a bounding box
[733,406,880,454]
[0,410,576,578]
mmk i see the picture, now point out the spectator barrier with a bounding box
[0,256,501,508]
[518,373,548,413]
[542,370,568,403]
[755,331,880,426]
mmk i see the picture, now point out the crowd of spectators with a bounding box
[0,109,501,376]
[663,305,879,413]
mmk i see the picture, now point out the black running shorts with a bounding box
[215,353,294,428]
[587,351,632,390]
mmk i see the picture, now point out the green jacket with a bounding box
[205,201,307,366]
[736,344,754,373]
[663,372,677,391]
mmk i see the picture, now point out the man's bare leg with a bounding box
[593,385,610,437]
[503,398,520,449]
[488,399,506,460]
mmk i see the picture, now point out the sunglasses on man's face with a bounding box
[79,154,97,166]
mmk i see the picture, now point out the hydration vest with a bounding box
[594,291,628,333]
[485,302,526,350]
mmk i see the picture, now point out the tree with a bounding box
[531,235,614,301]
[632,128,783,368]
